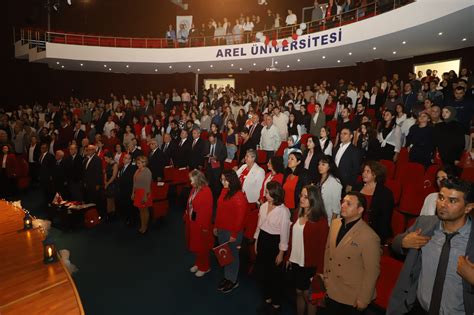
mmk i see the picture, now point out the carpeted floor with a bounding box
[15,187,297,315]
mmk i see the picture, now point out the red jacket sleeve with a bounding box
[230,192,249,238]
[195,186,213,230]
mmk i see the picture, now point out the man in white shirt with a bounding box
[103,115,116,138]
[181,88,191,103]
[285,9,297,26]
[260,115,281,160]
[317,87,329,108]
[272,107,289,142]
[347,83,358,108]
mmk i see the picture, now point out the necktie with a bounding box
[250,124,255,137]
[428,232,459,315]
[164,143,169,152]
[192,139,197,148]
[210,144,215,156]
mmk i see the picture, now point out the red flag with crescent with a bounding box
[212,242,234,267]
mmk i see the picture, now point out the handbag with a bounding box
[310,274,327,307]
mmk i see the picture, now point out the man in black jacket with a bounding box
[39,142,55,204]
[188,128,207,170]
[148,139,166,181]
[333,128,362,192]
[161,133,176,166]
[73,120,85,146]
[173,129,191,167]
[52,150,68,198]
[82,144,103,208]
[248,114,263,145]
[116,153,137,226]
[27,135,41,183]
[65,144,83,201]
[204,133,227,201]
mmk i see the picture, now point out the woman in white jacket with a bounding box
[377,109,402,162]
[317,155,343,226]
[236,149,265,204]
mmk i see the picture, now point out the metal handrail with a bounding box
[16,0,413,50]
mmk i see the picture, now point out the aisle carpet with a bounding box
[15,188,296,315]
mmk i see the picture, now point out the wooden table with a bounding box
[0,201,85,315]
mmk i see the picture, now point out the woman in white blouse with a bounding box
[319,126,333,156]
[317,155,343,225]
[254,181,290,314]
[236,149,265,204]
[377,109,402,162]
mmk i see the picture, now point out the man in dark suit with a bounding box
[58,120,74,149]
[128,139,143,162]
[73,120,85,146]
[82,144,103,209]
[65,144,83,201]
[173,129,191,167]
[148,139,166,181]
[333,127,362,192]
[27,135,41,183]
[116,153,138,226]
[38,142,55,204]
[52,150,68,198]
[248,114,263,145]
[204,133,227,201]
[188,128,207,170]
[388,178,474,315]
[161,133,176,166]
[164,93,173,112]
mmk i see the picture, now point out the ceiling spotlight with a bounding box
[210,65,213,68]
[253,63,256,66]
[239,68,243,71]
[61,65,64,68]
[373,47,377,50]
[297,59,301,62]
[154,69,158,72]
[103,64,107,68]
[274,61,278,65]
[438,32,443,36]
[348,52,352,55]
[393,51,397,54]
[337,60,341,63]
[322,56,326,59]
[53,3,59,11]
[67,0,72,5]
[56,61,60,65]
[80,63,83,66]
[126,65,129,68]
[286,65,290,68]
[197,68,200,72]
[108,68,112,71]
[169,65,172,69]
[230,64,234,67]
[462,38,467,41]
[188,65,191,68]
[402,41,406,44]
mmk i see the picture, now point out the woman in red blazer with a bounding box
[259,156,285,204]
[0,145,17,197]
[185,169,213,277]
[286,184,329,315]
[213,170,249,293]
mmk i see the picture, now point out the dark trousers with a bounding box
[84,185,104,215]
[321,298,363,315]
[117,195,136,225]
[407,299,428,315]
[264,150,275,163]
[29,163,39,183]
[256,230,284,306]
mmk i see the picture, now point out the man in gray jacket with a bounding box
[387,178,473,315]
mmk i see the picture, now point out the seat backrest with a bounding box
[380,159,395,180]
[385,178,401,205]
[374,256,404,309]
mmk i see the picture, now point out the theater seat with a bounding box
[374,256,403,310]
[326,120,338,142]
[461,167,474,182]
[256,150,267,165]
[385,179,401,205]
[275,141,288,157]
[391,209,406,237]
[151,182,170,220]
[380,160,395,180]
[224,160,238,170]
[300,134,312,146]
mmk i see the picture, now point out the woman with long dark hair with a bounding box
[317,155,343,225]
[377,110,401,161]
[354,122,379,161]
[255,181,291,314]
[284,151,311,218]
[319,126,333,156]
[259,156,285,204]
[286,185,329,315]
[213,170,248,293]
[303,136,323,182]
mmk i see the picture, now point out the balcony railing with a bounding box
[15,0,413,50]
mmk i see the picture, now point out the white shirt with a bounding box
[335,142,350,167]
[377,125,402,153]
[260,125,281,151]
[236,163,265,203]
[347,90,358,107]
[289,221,306,267]
[321,175,343,225]
[285,13,297,25]
[273,114,289,141]
[317,92,329,108]
[254,202,291,251]
[243,22,254,31]
[320,138,333,156]
[420,192,438,216]
[28,144,36,163]
[85,154,95,169]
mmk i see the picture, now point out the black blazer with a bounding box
[334,143,362,188]
[173,139,192,168]
[27,144,41,163]
[238,138,256,163]
[204,139,227,167]
[64,154,83,183]
[117,163,137,198]
[188,138,207,170]
[83,154,103,190]
[161,141,177,165]
[129,147,143,162]
[249,124,263,145]
[353,182,394,244]
[52,159,67,193]
[73,129,85,145]
[148,148,166,180]
[302,151,324,182]
[39,153,55,184]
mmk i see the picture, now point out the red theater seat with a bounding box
[326,120,338,142]
[224,160,238,170]
[380,159,395,179]
[116,38,131,47]
[461,168,474,182]
[385,179,401,205]
[391,209,406,237]
[83,36,99,46]
[256,150,267,165]
[275,141,288,157]
[151,182,170,220]
[374,256,403,309]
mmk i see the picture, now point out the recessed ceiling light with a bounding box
[286,65,290,68]
[188,65,191,68]
[154,69,158,72]
[61,65,64,68]
[393,51,397,54]
[337,60,341,63]
[373,47,377,50]
[297,59,301,62]
[197,68,200,72]
[169,65,172,69]
[108,68,112,71]
[56,61,60,65]
[104,64,107,67]
[348,52,352,55]
[322,56,326,59]
[210,65,213,68]
[438,32,443,36]
[462,38,467,41]
[126,65,129,68]
[239,68,243,71]
[402,41,406,44]
[230,64,234,67]
[253,63,256,66]
[274,61,278,65]
[80,63,83,66]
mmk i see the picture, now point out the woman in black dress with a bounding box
[103,151,119,220]
[406,111,434,167]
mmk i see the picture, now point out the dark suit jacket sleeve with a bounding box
[216,141,227,162]
[348,147,362,187]
[376,185,394,243]
[92,158,103,186]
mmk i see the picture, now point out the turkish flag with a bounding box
[213,242,234,267]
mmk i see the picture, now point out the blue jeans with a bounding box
[217,229,243,283]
